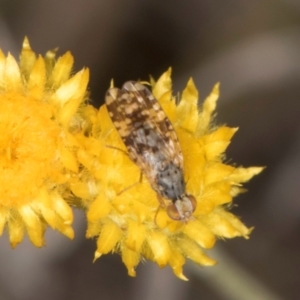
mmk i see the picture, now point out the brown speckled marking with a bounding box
[105,81,197,222]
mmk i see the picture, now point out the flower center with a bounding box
[0,92,61,207]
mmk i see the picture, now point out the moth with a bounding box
[105,81,197,222]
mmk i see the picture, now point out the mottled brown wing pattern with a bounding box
[105,81,197,222]
[105,82,182,172]
[122,82,183,168]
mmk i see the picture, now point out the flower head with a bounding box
[83,69,264,279]
[0,38,90,247]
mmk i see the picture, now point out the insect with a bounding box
[105,81,197,222]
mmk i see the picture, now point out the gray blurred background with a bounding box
[0,1,299,299]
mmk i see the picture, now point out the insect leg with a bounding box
[153,193,167,225]
[105,145,128,156]
[116,171,143,196]
[156,193,166,208]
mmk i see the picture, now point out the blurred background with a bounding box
[0,0,300,299]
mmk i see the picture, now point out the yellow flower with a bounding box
[0,38,90,247]
[83,69,264,280]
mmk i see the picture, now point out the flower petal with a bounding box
[20,37,37,79]
[95,219,123,255]
[229,166,265,183]
[196,83,219,134]
[121,246,140,277]
[152,67,172,99]
[5,54,21,90]
[176,78,199,132]
[48,51,74,89]
[146,231,171,267]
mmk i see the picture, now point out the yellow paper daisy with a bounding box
[83,69,264,280]
[0,38,90,247]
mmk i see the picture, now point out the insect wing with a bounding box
[122,82,182,162]
[105,82,183,176]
